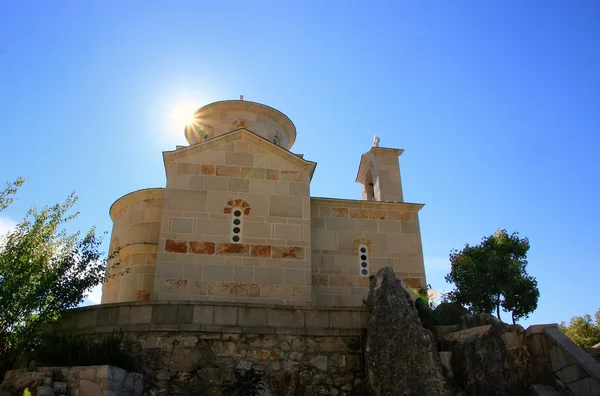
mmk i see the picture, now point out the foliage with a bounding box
[23,389,31,396]
[432,301,469,326]
[444,229,540,324]
[559,310,600,348]
[222,367,265,396]
[34,333,136,371]
[0,178,120,378]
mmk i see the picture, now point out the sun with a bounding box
[170,98,199,130]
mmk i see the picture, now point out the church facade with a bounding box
[101,98,426,307]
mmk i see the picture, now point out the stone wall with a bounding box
[155,131,316,305]
[102,189,164,304]
[1,365,142,396]
[48,302,368,395]
[526,324,600,395]
[310,197,426,306]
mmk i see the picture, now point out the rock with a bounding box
[364,267,458,396]
[36,386,55,396]
[433,302,469,326]
[442,322,534,395]
[459,313,507,331]
[310,356,328,371]
[53,382,68,395]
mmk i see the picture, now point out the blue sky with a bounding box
[1,1,598,327]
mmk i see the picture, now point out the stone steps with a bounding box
[530,384,562,396]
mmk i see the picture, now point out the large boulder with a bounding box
[440,322,534,396]
[364,267,458,396]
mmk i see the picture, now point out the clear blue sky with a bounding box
[1,1,598,327]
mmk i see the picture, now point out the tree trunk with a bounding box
[496,301,501,321]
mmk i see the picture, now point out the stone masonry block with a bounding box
[214,306,238,325]
[153,305,178,324]
[254,268,283,284]
[226,152,254,166]
[204,176,228,191]
[378,221,402,233]
[96,307,119,326]
[272,246,305,260]
[305,310,330,328]
[266,169,280,180]
[241,167,266,179]
[254,154,270,168]
[267,308,305,327]
[203,265,233,281]
[283,269,307,285]
[330,311,364,329]
[167,174,190,189]
[130,306,153,324]
[251,245,272,258]
[234,266,254,282]
[192,305,214,325]
[217,243,250,256]
[289,182,309,196]
[244,222,272,238]
[200,164,215,175]
[269,195,303,218]
[171,189,207,212]
[228,178,250,192]
[325,217,355,231]
[195,219,230,235]
[189,175,204,190]
[274,223,302,240]
[215,165,241,177]
[177,163,199,174]
[250,179,275,194]
[76,310,97,328]
[238,307,267,326]
[178,305,193,324]
[189,241,215,255]
[208,281,260,298]
[280,170,305,181]
[333,294,364,307]
[171,218,194,233]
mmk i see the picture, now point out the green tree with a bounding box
[0,178,119,378]
[559,310,600,348]
[445,229,540,324]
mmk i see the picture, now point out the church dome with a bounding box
[184,98,297,150]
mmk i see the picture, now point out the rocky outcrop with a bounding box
[364,267,458,396]
[0,365,143,396]
[433,302,469,326]
[440,318,534,396]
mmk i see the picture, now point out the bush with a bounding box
[33,333,136,371]
[432,302,469,326]
[222,367,265,396]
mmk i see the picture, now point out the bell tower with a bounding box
[356,137,404,202]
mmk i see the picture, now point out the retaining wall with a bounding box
[47,302,369,395]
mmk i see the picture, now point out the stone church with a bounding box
[101,98,426,307]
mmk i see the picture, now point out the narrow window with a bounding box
[359,244,369,276]
[231,206,243,243]
[365,170,375,201]
[272,136,280,145]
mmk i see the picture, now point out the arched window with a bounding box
[231,206,243,243]
[358,244,370,276]
[272,135,280,146]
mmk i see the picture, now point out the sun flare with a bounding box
[170,99,199,130]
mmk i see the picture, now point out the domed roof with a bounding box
[184,99,297,150]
